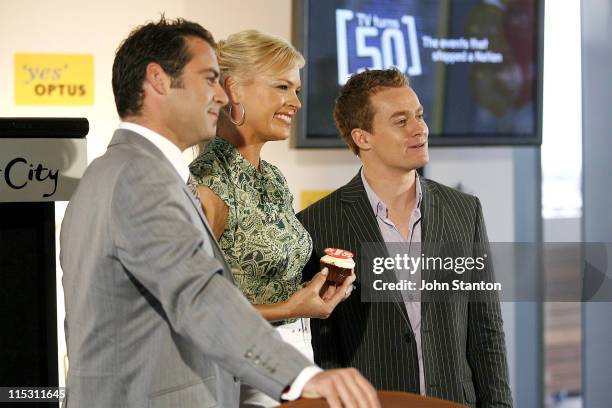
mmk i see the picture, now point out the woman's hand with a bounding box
[286,268,356,319]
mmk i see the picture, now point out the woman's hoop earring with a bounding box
[228,102,246,126]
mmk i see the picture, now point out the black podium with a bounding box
[0,118,88,406]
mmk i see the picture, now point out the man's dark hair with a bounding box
[112,16,215,118]
[334,68,409,155]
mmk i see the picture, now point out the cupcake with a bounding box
[320,248,355,285]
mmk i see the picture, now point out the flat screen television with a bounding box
[293,0,543,147]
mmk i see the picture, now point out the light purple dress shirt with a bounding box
[361,168,426,395]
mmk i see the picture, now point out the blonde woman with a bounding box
[189,31,355,407]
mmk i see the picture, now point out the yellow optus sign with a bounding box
[14,53,94,105]
[300,190,332,210]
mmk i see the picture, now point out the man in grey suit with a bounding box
[60,17,379,408]
[298,69,513,407]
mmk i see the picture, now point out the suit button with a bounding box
[254,356,260,364]
[404,333,412,343]
[245,351,253,358]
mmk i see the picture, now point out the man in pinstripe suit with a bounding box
[297,69,512,407]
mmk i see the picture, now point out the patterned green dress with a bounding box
[190,138,313,324]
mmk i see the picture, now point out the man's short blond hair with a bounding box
[334,68,409,155]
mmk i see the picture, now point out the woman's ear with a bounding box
[223,76,242,104]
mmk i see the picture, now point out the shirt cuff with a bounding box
[281,366,323,401]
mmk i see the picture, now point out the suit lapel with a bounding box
[180,186,235,282]
[340,172,411,327]
[183,178,235,283]
[419,179,448,324]
[181,186,215,244]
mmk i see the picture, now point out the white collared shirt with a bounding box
[118,122,190,183]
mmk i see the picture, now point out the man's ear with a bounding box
[143,62,170,96]
[351,128,372,152]
[223,76,243,104]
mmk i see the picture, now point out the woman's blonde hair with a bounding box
[216,29,304,81]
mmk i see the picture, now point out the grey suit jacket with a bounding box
[60,129,311,407]
[297,172,512,408]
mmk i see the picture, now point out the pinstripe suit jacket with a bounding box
[297,172,512,408]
